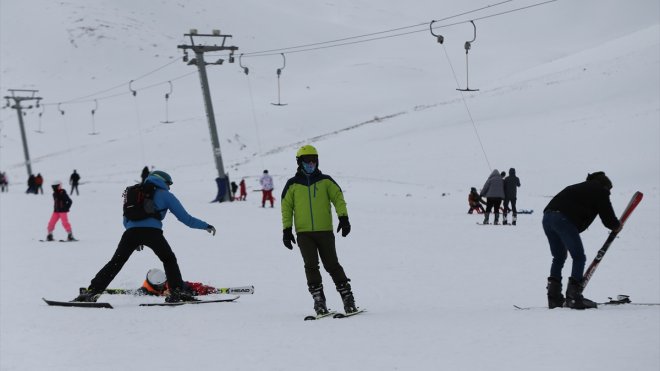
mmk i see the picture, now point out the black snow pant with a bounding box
[485,197,503,215]
[503,197,517,218]
[297,231,349,287]
[88,227,184,292]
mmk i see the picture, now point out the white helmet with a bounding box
[146,268,167,289]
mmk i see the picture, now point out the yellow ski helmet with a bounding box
[296,145,318,158]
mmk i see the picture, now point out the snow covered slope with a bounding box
[1,1,658,370]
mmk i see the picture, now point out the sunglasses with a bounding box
[299,156,318,164]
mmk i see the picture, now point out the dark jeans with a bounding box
[89,228,184,292]
[297,231,349,287]
[542,211,586,280]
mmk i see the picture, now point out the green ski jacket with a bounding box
[281,170,348,233]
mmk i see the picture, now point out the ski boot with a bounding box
[565,277,597,309]
[482,213,490,225]
[512,215,517,226]
[494,214,500,225]
[336,281,358,314]
[46,233,54,241]
[308,284,329,315]
[546,276,564,309]
[67,233,76,241]
[166,286,199,303]
[73,288,101,303]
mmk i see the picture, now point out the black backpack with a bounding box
[122,183,161,221]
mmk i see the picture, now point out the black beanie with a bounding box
[586,171,612,190]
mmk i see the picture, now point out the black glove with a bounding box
[337,216,351,237]
[206,225,216,236]
[283,227,296,250]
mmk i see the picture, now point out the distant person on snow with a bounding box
[468,187,485,214]
[74,170,216,304]
[239,179,247,201]
[230,181,238,201]
[543,171,621,310]
[260,170,275,208]
[26,174,37,194]
[141,166,150,183]
[503,168,521,225]
[35,173,44,194]
[46,181,75,242]
[480,169,505,224]
[281,144,358,315]
[69,169,81,196]
[0,171,8,192]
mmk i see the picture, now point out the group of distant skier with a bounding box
[469,167,520,225]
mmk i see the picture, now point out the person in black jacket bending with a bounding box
[542,172,621,310]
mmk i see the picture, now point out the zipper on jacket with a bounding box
[305,174,315,230]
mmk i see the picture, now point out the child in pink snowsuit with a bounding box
[46,181,75,241]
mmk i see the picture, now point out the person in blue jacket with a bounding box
[74,170,216,303]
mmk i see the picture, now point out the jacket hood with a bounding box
[509,168,516,175]
[145,175,169,190]
[489,169,500,179]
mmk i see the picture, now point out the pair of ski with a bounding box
[39,239,78,243]
[43,296,239,309]
[86,285,255,296]
[43,285,254,309]
[304,308,366,321]
[514,301,660,310]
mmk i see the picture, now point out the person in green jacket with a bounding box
[281,144,358,315]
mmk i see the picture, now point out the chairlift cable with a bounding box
[242,0,514,57]
[439,44,491,171]
[240,62,265,170]
[129,82,147,164]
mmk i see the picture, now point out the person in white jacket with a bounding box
[260,170,275,208]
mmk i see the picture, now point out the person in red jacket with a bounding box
[468,187,485,214]
[46,181,75,241]
[35,173,44,194]
[238,179,247,201]
[137,268,219,296]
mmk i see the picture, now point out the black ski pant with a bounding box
[88,227,184,292]
[297,231,349,288]
[503,197,517,217]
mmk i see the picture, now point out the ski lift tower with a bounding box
[3,89,42,177]
[178,29,238,202]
